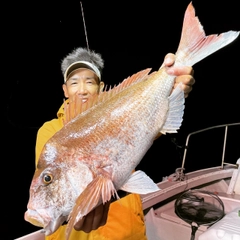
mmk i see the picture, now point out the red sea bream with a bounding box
[24,2,239,239]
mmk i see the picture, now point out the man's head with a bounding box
[61,48,105,101]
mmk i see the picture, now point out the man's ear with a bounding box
[62,84,69,98]
[99,81,105,92]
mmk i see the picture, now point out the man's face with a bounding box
[63,68,104,102]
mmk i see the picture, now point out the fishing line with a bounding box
[80,1,89,51]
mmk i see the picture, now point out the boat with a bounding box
[15,123,240,240]
[143,122,240,240]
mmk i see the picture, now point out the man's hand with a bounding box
[74,201,111,233]
[162,53,195,98]
[154,53,195,140]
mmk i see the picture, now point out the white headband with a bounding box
[64,61,101,82]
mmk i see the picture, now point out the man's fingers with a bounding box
[99,201,110,227]
[91,203,106,230]
[175,75,195,86]
[160,53,175,68]
[172,75,195,98]
[167,66,194,76]
[76,211,94,233]
[74,215,86,231]
[73,202,111,233]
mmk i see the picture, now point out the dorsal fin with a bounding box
[63,68,152,124]
[63,93,98,125]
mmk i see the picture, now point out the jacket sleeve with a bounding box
[35,119,62,167]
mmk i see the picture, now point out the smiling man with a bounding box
[34,47,195,240]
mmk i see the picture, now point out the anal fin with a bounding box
[120,170,160,194]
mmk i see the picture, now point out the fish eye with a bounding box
[43,174,53,184]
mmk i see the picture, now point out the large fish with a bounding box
[24,2,239,239]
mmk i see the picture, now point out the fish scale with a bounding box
[76,71,173,178]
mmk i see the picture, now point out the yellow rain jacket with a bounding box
[35,103,147,240]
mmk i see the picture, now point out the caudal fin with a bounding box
[175,2,239,66]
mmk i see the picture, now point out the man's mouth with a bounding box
[81,98,88,103]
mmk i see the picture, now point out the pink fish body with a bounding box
[24,2,239,239]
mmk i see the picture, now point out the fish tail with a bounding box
[175,2,239,66]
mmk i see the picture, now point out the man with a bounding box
[35,47,195,240]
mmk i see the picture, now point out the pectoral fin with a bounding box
[65,176,117,240]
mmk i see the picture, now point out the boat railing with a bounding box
[177,122,240,181]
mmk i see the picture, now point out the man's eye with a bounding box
[86,80,94,84]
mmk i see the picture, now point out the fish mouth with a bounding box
[24,208,67,236]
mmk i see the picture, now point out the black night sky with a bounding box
[4,1,240,239]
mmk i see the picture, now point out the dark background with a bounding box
[4,0,239,239]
